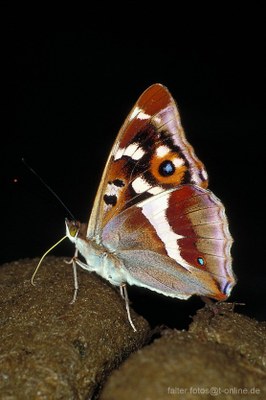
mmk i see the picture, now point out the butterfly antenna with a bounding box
[22,158,76,220]
[31,235,68,285]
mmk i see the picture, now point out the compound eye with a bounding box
[69,225,78,237]
[66,219,79,237]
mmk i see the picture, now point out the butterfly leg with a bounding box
[65,250,100,303]
[70,254,79,304]
[201,296,245,315]
[64,249,79,304]
[120,284,137,332]
[64,249,92,304]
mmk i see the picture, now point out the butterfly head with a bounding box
[65,218,81,243]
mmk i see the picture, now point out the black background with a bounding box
[2,4,265,327]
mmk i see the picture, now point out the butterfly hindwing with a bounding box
[102,185,234,300]
[87,84,208,239]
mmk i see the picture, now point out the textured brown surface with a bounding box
[0,257,150,399]
[1,258,266,400]
[189,303,266,372]
[100,305,266,400]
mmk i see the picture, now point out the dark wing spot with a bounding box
[197,257,205,266]
[159,160,175,176]
[223,281,232,296]
[112,179,125,187]
[104,194,117,206]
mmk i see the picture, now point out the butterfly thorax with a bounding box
[65,219,125,286]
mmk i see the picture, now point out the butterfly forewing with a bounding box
[87,84,208,240]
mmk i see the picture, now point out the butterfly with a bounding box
[66,83,236,331]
